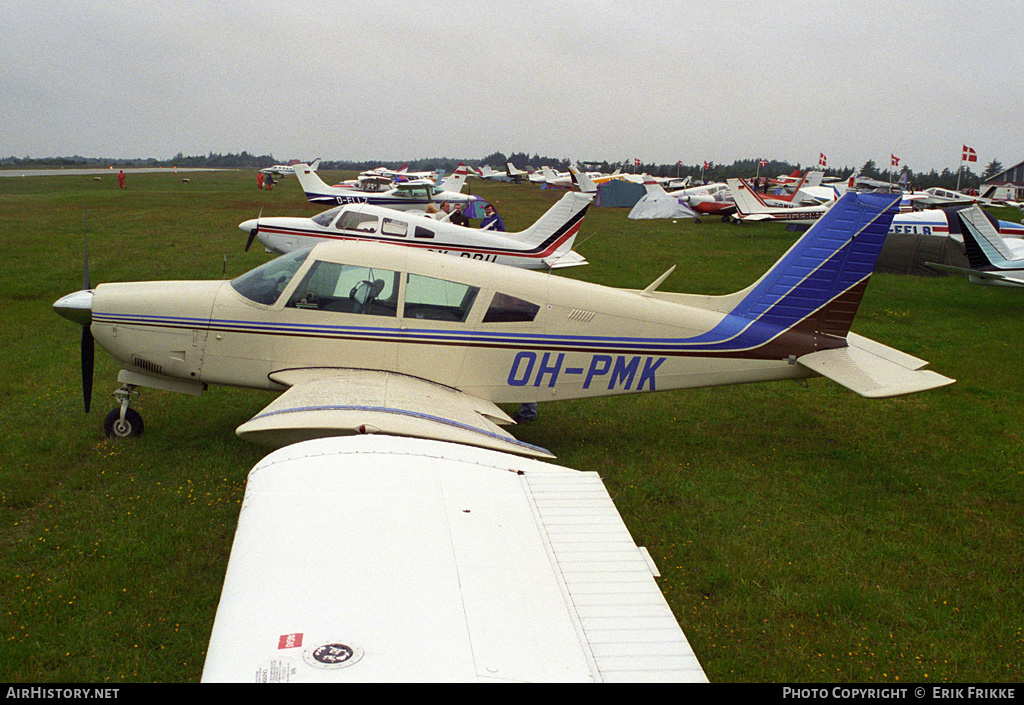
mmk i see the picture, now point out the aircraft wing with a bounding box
[926,262,1024,287]
[202,435,708,683]
[796,332,955,398]
[235,367,554,459]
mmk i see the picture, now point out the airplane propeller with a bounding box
[244,206,263,252]
[80,209,94,412]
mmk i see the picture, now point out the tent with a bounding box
[595,180,646,208]
[628,192,697,220]
[875,232,968,276]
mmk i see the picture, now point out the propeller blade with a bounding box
[81,326,94,413]
[82,205,91,290]
[245,206,263,252]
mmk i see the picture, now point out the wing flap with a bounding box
[798,334,954,398]
[236,368,553,459]
[202,436,707,683]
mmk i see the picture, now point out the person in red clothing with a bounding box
[117,170,126,189]
[257,171,264,190]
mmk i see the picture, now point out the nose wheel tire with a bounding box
[104,408,144,438]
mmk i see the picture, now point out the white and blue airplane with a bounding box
[294,162,480,211]
[239,191,592,269]
[53,191,951,682]
[261,157,321,177]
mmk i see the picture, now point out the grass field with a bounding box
[1,169,1022,683]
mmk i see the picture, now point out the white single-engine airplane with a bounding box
[54,191,952,682]
[294,162,479,211]
[261,158,321,177]
[238,191,592,269]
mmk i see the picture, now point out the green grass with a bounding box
[1,170,1022,682]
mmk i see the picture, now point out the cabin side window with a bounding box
[285,261,399,317]
[482,293,540,323]
[382,217,408,237]
[403,274,478,322]
[413,226,435,239]
[336,211,379,233]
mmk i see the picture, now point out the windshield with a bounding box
[311,207,343,227]
[230,248,311,305]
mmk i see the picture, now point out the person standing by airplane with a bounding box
[480,204,505,231]
[265,174,274,191]
[257,171,264,190]
[117,170,126,189]
[448,202,470,227]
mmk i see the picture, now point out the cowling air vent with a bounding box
[568,309,595,323]
[132,356,164,376]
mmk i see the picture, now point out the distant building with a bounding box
[982,158,1024,201]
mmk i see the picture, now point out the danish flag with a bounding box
[818,153,827,167]
[962,145,977,162]
[634,158,640,166]
[703,160,710,170]
[891,154,900,167]
[759,158,768,167]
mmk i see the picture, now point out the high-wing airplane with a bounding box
[53,191,952,681]
[294,162,480,211]
[261,158,321,177]
[238,191,592,269]
[927,205,1024,287]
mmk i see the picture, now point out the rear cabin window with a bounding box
[413,225,435,239]
[482,293,541,323]
[403,274,478,322]
[336,211,379,233]
[382,217,408,237]
[285,261,399,317]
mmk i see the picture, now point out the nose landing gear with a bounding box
[103,384,144,438]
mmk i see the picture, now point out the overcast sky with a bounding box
[2,1,1021,173]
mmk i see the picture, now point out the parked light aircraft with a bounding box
[913,186,989,208]
[261,158,321,177]
[727,178,829,224]
[238,191,591,269]
[293,163,479,211]
[730,177,1024,240]
[358,163,439,182]
[927,205,1024,287]
[53,191,952,681]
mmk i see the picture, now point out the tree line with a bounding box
[0,151,1010,190]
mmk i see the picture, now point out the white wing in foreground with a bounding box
[201,435,707,683]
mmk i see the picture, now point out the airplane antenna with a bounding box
[642,265,677,295]
[543,230,599,275]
